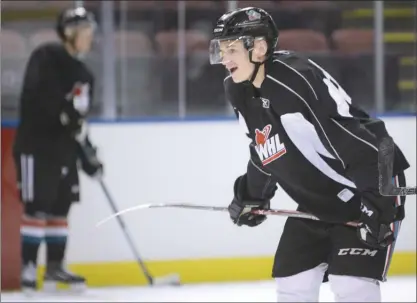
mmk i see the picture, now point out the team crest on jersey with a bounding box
[66,82,90,114]
[254,124,286,165]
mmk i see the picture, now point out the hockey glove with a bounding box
[357,192,397,250]
[228,176,270,227]
[76,136,103,178]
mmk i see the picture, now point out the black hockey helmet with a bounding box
[56,7,96,42]
[209,7,278,66]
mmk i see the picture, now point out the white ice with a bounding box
[2,276,416,302]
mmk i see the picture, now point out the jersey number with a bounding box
[308,59,353,118]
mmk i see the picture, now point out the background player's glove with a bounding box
[76,136,103,178]
[357,192,398,249]
[228,176,271,227]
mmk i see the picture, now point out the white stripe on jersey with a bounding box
[331,118,378,151]
[273,59,318,100]
[20,154,34,202]
[272,58,378,152]
[281,112,356,189]
[266,74,347,169]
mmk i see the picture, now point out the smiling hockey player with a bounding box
[209,7,410,302]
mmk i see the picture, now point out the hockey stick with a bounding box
[98,179,181,286]
[378,137,416,196]
[96,202,359,228]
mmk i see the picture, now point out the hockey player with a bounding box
[209,7,410,302]
[13,7,103,292]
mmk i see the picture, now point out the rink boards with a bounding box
[34,252,416,287]
[2,116,416,288]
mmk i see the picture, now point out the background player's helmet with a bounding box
[209,7,278,65]
[56,7,96,42]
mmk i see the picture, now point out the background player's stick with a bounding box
[98,179,181,286]
[378,137,416,196]
[96,202,359,228]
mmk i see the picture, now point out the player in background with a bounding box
[209,7,410,302]
[13,7,104,293]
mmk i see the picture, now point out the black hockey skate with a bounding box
[43,262,86,292]
[21,262,38,294]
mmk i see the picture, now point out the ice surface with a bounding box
[2,276,416,302]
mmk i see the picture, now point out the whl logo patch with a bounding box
[254,124,286,165]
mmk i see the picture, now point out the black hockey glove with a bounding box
[76,136,103,178]
[228,176,271,227]
[357,192,399,250]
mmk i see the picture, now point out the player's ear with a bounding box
[64,27,75,40]
[253,39,268,58]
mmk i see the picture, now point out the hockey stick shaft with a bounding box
[98,179,156,285]
[96,202,359,228]
[378,137,416,196]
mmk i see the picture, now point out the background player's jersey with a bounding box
[13,43,94,165]
[225,51,409,223]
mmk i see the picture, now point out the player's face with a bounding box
[74,25,94,53]
[220,40,254,83]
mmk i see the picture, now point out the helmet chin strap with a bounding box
[248,49,263,83]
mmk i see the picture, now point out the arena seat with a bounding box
[331,29,374,54]
[114,30,153,58]
[1,30,28,115]
[276,29,330,52]
[29,29,60,50]
[1,30,27,58]
[155,30,209,57]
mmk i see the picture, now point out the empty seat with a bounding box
[156,0,217,10]
[185,1,219,9]
[0,30,27,58]
[36,0,74,10]
[29,29,60,50]
[117,1,156,10]
[153,30,212,111]
[83,0,102,10]
[155,31,179,57]
[276,29,329,52]
[155,30,209,57]
[274,1,342,38]
[1,1,42,10]
[236,1,277,10]
[331,29,374,54]
[158,1,179,10]
[186,30,210,54]
[114,31,153,58]
[3,0,74,11]
[276,1,333,10]
[112,31,156,116]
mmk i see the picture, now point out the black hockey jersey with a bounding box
[225,51,410,223]
[13,43,94,165]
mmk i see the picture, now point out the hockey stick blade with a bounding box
[152,273,181,286]
[378,137,416,196]
[96,202,359,228]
